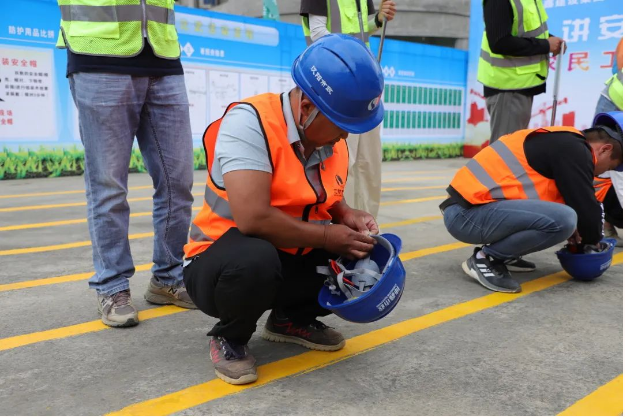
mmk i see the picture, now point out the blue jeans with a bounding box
[443,200,577,260]
[594,94,620,115]
[69,73,194,296]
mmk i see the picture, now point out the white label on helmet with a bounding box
[311,65,333,95]
[376,284,401,312]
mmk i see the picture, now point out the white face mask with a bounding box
[296,89,319,144]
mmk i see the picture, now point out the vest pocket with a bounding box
[516,63,540,75]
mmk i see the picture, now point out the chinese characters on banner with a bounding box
[0,47,56,139]
[464,0,623,154]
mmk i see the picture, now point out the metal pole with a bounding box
[550,42,565,126]
[376,17,388,63]
[355,0,366,43]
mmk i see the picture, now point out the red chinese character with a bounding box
[549,55,558,70]
[21,59,28,67]
[0,119,5,125]
[1,58,8,66]
[568,51,590,71]
[601,51,616,69]
[7,119,12,125]
[0,110,4,116]
[7,110,12,116]
[11,59,18,66]
[29,60,37,68]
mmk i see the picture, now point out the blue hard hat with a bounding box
[593,111,623,172]
[556,238,617,281]
[292,34,385,134]
[318,234,406,323]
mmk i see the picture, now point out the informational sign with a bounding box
[0,0,468,151]
[464,0,623,156]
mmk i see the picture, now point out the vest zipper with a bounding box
[141,0,147,38]
[296,164,328,256]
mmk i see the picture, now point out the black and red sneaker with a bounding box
[261,311,345,351]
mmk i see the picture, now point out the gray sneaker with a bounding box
[144,277,197,309]
[97,289,139,328]
[462,247,521,293]
[209,336,257,385]
[261,311,345,351]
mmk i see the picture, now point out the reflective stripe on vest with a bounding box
[302,0,370,46]
[594,176,612,203]
[56,0,179,59]
[183,93,349,259]
[477,0,549,90]
[449,126,587,205]
[606,70,624,111]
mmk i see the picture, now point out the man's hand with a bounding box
[377,0,397,22]
[323,224,376,260]
[548,37,566,56]
[567,229,582,245]
[339,208,380,235]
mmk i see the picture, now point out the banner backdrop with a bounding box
[464,0,623,156]
[0,0,467,151]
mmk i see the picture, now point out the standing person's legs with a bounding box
[69,72,146,327]
[343,124,382,218]
[135,75,196,308]
[594,94,620,116]
[486,92,533,143]
[443,200,577,292]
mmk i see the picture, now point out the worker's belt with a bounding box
[439,197,456,215]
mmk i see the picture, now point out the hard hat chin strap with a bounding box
[296,89,320,143]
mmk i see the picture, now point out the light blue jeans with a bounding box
[595,94,620,115]
[69,73,194,296]
[443,200,577,260]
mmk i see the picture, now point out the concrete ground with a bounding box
[0,158,622,416]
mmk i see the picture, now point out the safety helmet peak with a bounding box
[291,34,385,134]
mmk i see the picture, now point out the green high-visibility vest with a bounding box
[55,0,180,59]
[478,0,549,90]
[606,70,623,110]
[302,0,370,46]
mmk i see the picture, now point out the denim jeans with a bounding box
[69,73,194,296]
[443,200,577,260]
[594,94,620,115]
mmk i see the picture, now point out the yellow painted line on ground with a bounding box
[0,232,155,256]
[0,241,472,349]
[380,215,443,230]
[0,192,203,212]
[0,183,206,200]
[381,185,446,192]
[0,207,203,232]
[0,305,186,352]
[0,216,445,293]
[381,176,448,184]
[557,374,623,416]
[107,252,623,416]
[381,195,446,206]
[0,264,154,293]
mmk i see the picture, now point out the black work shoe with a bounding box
[461,247,521,293]
[209,336,257,385]
[504,257,536,272]
[261,311,345,351]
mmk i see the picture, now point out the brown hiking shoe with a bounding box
[261,311,345,351]
[209,336,257,385]
[144,277,197,309]
[97,289,139,328]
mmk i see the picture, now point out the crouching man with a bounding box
[441,113,623,293]
[183,34,385,385]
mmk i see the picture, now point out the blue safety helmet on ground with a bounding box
[592,111,623,172]
[291,34,385,134]
[317,234,406,323]
[556,238,618,281]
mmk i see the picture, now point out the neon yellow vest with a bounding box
[478,0,549,90]
[606,70,623,110]
[302,0,370,46]
[55,0,180,59]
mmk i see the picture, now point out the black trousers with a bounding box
[604,185,623,228]
[183,228,335,344]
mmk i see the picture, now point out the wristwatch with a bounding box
[374,13,383,28]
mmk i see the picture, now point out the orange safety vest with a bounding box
[184,93,349,258]
[593,176,612,203]
[450,126,590,205]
